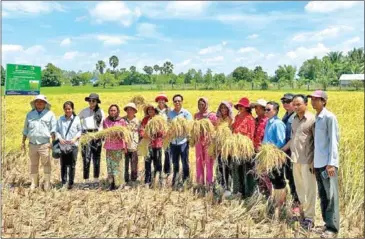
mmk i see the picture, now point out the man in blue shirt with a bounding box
[167,94,192,187]
[262,101,287,210]
[22,95,57,191]
[308,90,340,238]
[280,93,300,212]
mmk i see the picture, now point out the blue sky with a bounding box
[2,1,364,75]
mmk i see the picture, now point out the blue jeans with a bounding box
[170,142,190,186]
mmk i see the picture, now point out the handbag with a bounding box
[52,117,75,159]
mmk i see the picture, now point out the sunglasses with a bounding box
[281,99,292,104]
[265,108,272,112]
[88,99,97,103]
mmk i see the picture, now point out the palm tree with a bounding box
[109,55,119,73]
[162,61,174,75]
[327,51,343,64]
[153,65,160,74]
[96,60,106,74]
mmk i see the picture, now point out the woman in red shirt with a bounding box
[140,104,164,187]
[231,97,256,198]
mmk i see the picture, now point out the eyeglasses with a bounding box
[174,100,182,103]
[265,108,271,112]
[281,99,292,104]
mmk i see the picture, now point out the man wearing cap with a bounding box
[250,99,272,198]
[78,93,105,187]
[155,93,171,179]
[308,90,340,238]
[289,94,316,230]
[280,93,300,211]
[122,102,140,185]
[22,95,57,191]
[167,94,193,187]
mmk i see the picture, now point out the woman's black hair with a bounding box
[63,101,76,116]
[94,104,103,127]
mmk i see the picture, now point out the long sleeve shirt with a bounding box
[23,109,57,145]
[78,107,105,131]
[314,108,340,168]
[282,111,296,144]
[231,113,255,140]
[123,116,141,152]
[167,108,193,145]
[140,116,165,149]
[253,115,268,150]
[103,117,127,150]
[262,116,286,149]
[56,115,82,146]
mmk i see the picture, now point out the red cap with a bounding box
[155,93,168,103]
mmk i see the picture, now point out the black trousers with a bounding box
[284,156,299,203]
[82,139,102,180]
[170,142,190,186]
[145,148,162,184]
[163,147,171,176]
[125,151,138,182]
[60,146,78,185]
[268,167,287,190]
[217,155,232,190]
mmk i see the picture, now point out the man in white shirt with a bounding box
[78,93,105,187]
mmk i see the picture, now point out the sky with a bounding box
[2,1,364,75]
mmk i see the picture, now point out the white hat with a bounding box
[123,102,138,112]
[30,94,51,110]
[250,99,267,108]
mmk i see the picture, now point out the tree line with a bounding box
[1,47,364,90]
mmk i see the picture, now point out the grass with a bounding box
[1,90,364,238]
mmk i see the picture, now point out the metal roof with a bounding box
[339,74,364,81]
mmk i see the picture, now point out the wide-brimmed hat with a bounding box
[144,104,158,115]
[123,102,138,113]
[30,94,51,110]
[85,93,101,103]
[234,97,250,110]
[250,99,267,108]
[307,90,328,101]
[155,93,168,103]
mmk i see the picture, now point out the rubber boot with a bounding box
[108,176,116,191]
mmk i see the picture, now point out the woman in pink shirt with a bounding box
[103,104,127,190]
[194,97,217,187]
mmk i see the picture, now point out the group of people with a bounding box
[21,90,340,238]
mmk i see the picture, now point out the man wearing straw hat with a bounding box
[22,95,57,191]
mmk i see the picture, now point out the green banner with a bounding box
[5,64,41,95]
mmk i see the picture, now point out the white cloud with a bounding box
[305,1,360,13]
[2,44,24,52]
[237,47,257,54]
[24,45,46,55]
[265,53,275,60]
[75,15,88,22]
[343,37,361,45]
[60,38,72,47]
[247,34,259,39]
[292,25,354,42]
[199,42,227,55]
[96,35,131,46]
[286,43,330,60]
[165,1,211,17]
[202,56,224,65]
[90,2,141,27]
[2,1,64,17]
[136,23,169,41]
[63,51,80,60]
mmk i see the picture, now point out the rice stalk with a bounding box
[208,123,232,157]
[80,126,132,146]
[137,138,150,157]
[129,95,147,109]
[189,119,215,147]
[144,115,169,139]
[221,134,255,163]
[254,144,287,175]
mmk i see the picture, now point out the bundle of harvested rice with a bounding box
[254,144,287,175]
[169,117,191,140]
[80,126,132,146]
[208,123,232,157]
[129,95,147,109]
[137,138,150,157]
[144,115,169,139]
[221,133,254,163]
[189,119,215,146]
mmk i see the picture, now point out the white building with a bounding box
[339,74,364,86]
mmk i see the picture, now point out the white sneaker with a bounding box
[84,179,90,184]
[223,190,232,198]
[93,178,100,183]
